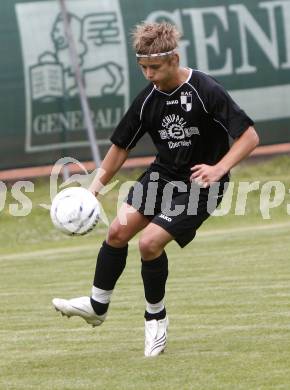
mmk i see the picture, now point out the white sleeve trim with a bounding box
[125,87,155,150]
[186,81,230,135]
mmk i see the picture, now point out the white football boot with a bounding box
[144,316,169,357]
[52,296,106,327]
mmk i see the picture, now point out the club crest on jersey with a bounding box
[180,92,192,112]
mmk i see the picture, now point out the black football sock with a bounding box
[90,241,128,315]
[141,251,168,321]
[144,307,167,321]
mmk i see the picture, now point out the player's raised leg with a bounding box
[139,223,173,356]
[52,204,149,326]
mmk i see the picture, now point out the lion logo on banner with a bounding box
[36,12,124,99]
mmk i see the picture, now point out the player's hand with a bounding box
[190,164,226,188]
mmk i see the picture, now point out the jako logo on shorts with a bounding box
[159,214,173,222]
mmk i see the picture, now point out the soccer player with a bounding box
[52,22,259,357]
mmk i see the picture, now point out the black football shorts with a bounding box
[125,168,228,248]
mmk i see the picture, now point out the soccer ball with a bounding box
[50,187,100,235]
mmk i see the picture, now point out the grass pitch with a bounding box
[0,156,290,389]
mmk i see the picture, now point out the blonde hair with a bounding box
[132,22,181,56]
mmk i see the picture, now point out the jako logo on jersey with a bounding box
[181,92,192,112]
[166,100,179,105]
[159,214,172,222]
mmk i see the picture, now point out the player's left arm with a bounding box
[190,126,259,187]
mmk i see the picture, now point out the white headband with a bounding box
[136,49,176,58]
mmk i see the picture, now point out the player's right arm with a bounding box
[89,85,151,195]
[89,144,129,195]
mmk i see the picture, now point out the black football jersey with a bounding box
[110,69,254,181]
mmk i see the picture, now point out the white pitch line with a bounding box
[1,221,290,262]
[197,221,290,238]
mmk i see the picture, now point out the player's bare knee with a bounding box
[139,236,163,260]
[106,224,128,247]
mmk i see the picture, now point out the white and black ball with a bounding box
[50,187,100,235]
